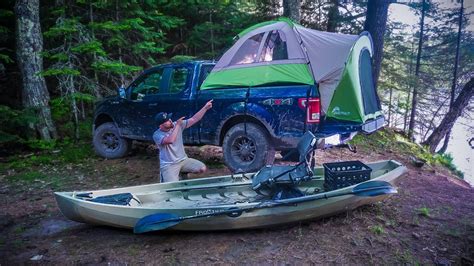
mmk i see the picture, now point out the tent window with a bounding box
[230,33,265,65]
[260,30,288,62]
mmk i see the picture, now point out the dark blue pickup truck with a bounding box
[93,61,384,172]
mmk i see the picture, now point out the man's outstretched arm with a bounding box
[186,100,213,128]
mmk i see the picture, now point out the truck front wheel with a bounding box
[93,122,131,159]
[223,123,275,173]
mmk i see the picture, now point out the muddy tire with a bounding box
[93,122,131,159]
[223,123,275,173]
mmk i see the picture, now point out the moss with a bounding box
[350,128,465,178]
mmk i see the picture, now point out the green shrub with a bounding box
[416,207,431,217]
[370,225,385,234]
[0,105,37,145]
[435,153,464,178]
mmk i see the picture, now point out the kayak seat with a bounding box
[252,131,318,198]
[88,193,142,206]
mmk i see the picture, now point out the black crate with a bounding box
[323,161,372,191]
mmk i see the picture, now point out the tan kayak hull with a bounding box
[54,160,407,231]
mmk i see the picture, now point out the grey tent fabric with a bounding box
[213,22,306,72]
[295,26,358,113]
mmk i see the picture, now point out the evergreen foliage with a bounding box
[0,0,471,166]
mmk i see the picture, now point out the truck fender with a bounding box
[217,102,276,145]
[93,113,124,136]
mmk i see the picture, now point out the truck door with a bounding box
[131,65,196,142]
[125,67,167,140]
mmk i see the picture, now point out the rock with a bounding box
[30,255,43,261]
[410,156,426,168]
[162,247,175,253]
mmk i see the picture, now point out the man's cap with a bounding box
[155,112,173,125]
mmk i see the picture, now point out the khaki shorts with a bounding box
[160,158,206,183]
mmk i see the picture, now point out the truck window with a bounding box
[198,64,214,87]
[230,33,265,65]
[169,67,190,94]
[130,68,165,100]
[260,30,288,62]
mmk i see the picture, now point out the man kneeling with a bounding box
[153,100,213,183]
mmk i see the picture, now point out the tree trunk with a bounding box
[408,0,426,141]
[326,0,339,32]
[15,0,57,140]
[422,78,474,153]
[283,0,301,23]
[363,0,391,88]
[438,0,464,154]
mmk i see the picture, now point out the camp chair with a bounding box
[252,131,318,199]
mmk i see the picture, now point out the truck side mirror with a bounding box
[118,86,126,99]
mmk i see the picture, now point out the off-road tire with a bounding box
[223,123,275,173]
[93,122,131,159]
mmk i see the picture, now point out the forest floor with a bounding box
[1,137,473,265]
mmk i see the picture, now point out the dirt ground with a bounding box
[1,144,473,265]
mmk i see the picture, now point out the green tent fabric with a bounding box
[202,63,313,89]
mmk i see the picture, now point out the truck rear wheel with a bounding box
[223,123,275,173]
[93,122,131,159]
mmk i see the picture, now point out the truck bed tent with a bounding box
[201,18,382,124]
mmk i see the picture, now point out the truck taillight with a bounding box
[298,98,320,124]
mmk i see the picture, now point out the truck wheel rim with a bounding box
[101,132,120,151]
[231,136,256,163]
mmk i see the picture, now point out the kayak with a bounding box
[54,160,406,233]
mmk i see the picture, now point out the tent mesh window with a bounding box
[359,49,380,115]
[260,30,288,62]
[230,33,265,65]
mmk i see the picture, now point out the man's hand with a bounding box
[186,100,213,128]
[176,116,186,126]
[204,100,213,110]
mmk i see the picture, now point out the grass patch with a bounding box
[416,207,432,217]
[6,169,68,189]
[7,171,47,182]
[5,140,94,172]
[370,225,385,235]
[13,225,26,234]
[395,250,420,265]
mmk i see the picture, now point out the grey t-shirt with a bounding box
[153,120,188,168]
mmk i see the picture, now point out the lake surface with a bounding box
[446,117,473,187]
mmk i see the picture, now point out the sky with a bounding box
[389,0,474,32]
[388,0,473,186]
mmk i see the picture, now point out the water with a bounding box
[446,117,473,186]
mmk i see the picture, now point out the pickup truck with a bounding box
[92,61,384,172]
